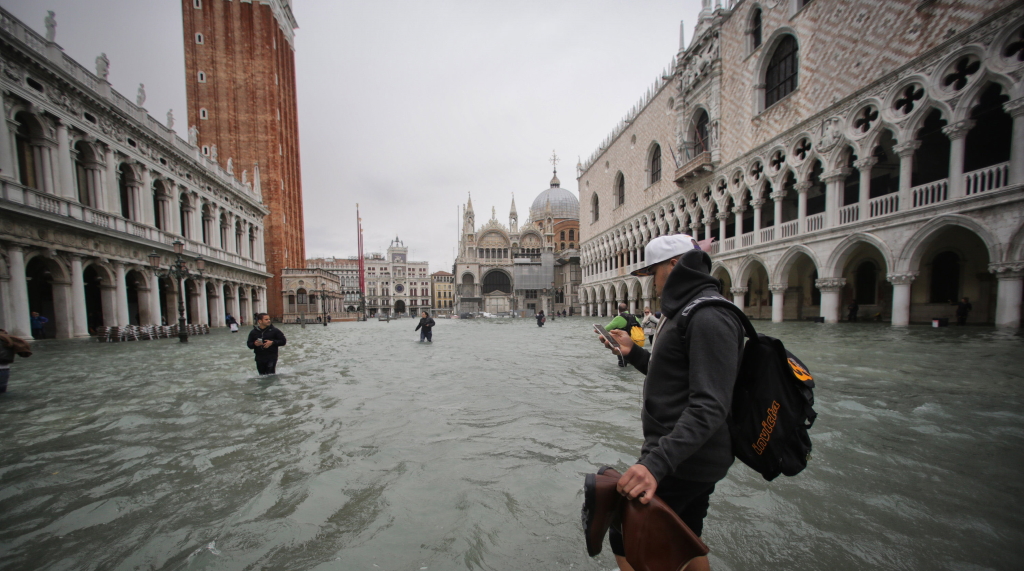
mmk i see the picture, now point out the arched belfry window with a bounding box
[649,144,662,184]
[750,8,762,50]
[765,35,798,108]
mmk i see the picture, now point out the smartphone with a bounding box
[594,324,620,348]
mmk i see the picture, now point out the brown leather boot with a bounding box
[582,466,623,556]
[621,493,709,571]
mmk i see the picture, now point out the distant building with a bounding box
[0,8,269,338]
[182,0,305,321]
[579,0,1024,327]
[454,166,582,316]
[307,256,362,310]
[431,271,454,315]
[363,238,430,317]
[280,268,343,323]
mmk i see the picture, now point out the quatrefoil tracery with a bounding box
[853,106,879,134]
[943,56,980,91]
[894,85,925,116]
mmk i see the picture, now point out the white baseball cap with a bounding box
[631,234,702,276]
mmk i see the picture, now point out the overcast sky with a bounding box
[6,0,702,271]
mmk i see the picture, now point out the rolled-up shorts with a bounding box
[609,475,716,557]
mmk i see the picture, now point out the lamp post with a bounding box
[149,239,204,343]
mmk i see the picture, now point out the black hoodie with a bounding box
[624,249,744,483]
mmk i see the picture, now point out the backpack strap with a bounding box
[678,296,757,340]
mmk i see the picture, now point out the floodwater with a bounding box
[1,318,1022,571]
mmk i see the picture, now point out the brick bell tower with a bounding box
[181,0,305,321]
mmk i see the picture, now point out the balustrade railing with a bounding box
[869,193,899,218]
[838,204,859,225]
[1,180,266,272]
[780,220,799,239]
[912,179,948,207]
[710,241,721,255]
[760,226,775,243]
[722,237,735,252]
[741,232,755,247]
[805,213,824,232]
[964,162,1010,196]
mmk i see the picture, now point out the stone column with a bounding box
[751,199,763,243]
[795,181,811,233]
[148,270,163,325]
[1004,99,1024,186]
[717,212,728,243]
[100,285,117,327]
[196,278,209,325]
[731,287,748,312]
[990,263,1024,329]
[69,255,89,337]
[887,272,918,327]
[628,298,636,315]
[703,217,713,242]
[114,262,130,326]
[894,141,920,210]
[209,282,225,326]
[6,245,32,338]
[0,93,15,180]
[769,283,787,323]
[815,277,846,323]
[56,122,75,200]
[822,170,847,228]
[50,278,73,339]
[104,146,119,215]
[854,157,877,219]
[733,205,745,240]
[942,120,973,199]
[39,143,56,195]
[770,190,785,232]
[140,166,154,227]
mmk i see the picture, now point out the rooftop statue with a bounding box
[95,53,109,81]
[44,11,56,43]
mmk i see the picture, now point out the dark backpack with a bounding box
[679,297,817,481]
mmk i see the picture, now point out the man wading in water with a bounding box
[597,234,744,571]
[247,313,287,375]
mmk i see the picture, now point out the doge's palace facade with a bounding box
[0,8,270,339]
[578,0,1024,328]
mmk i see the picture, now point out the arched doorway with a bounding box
[184,279,198,324]
[778,250,819,321]
[83,265,105,333]
[26,257,56,338]
[394,299,406,315]
[909,225,994,324]
[125,269,146,325]
[743,261,771,320]
[836,242,891,322]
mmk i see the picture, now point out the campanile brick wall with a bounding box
[181,0,305,320]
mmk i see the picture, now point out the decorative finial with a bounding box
[549,149,559,174]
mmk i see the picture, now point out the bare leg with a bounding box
[615,555,636,571]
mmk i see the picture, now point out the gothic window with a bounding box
[692,110,709,156]
[912,109,950,188]
[649,144,662,184]
[964,83,1011,173]
[765,35,798,108]
[569,229,575,241]
[615,173,625,206]
[750,7,762,50]
[592,193,600,223]
[930,251,960,303]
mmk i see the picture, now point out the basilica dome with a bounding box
[530,173,579,221]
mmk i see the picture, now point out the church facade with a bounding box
[578,0,1024,328]
[0,8,270,338]
[454,169,582,316]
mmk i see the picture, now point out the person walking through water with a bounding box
[30,311,48,339]
[640,306,659,345]
[536,310,546,327]
[956,296,972,325]
[847,300,859,322]
[415,311,435,342]
[596,234,744,571]
[0,328,32,393]
[606,303,643,367]
[246,313,286,375]
[226,313,239,333]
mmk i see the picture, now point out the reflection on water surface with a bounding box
[1,319,1022,570]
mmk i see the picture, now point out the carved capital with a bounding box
[1003,98,1024,118]
[794,181,813,193]
[730,287,749,295]
[732,205,747,214]
[989,262,1024,280]
[769,190,787,201]
[941,120,975,140]
[814,277,847,292]
[886,271,919,286]
[768,283,788,294]
[749,199,765,208]
[821,168,850,183]
[893,141,921,157]
[716,212,730,221]
[853,156,879,170]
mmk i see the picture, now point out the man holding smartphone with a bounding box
[247,313,287,375]
[596,234,744,571]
